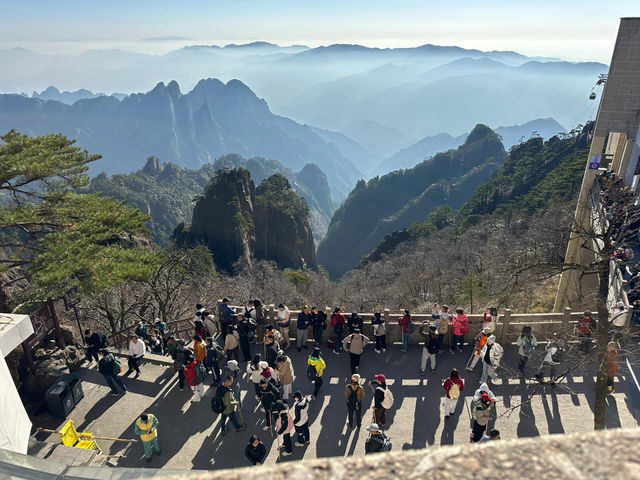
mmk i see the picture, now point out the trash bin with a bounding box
[44,380,75,418]
[61,373,84,405]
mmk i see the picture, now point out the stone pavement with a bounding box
[30,339,640,470]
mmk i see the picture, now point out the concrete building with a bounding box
[555,17,640,311]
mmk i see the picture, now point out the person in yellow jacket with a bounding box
[307,347,326,399]
[135,413,161,462]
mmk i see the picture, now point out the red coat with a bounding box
[183,360,199,386]
[452,315,469,335]
[443,377,464,398]
[398,315,411,333]
[330,314,345,328]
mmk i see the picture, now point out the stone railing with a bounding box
[235,306,599,345]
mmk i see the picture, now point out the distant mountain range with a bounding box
[28,86,127,104]
[0,78,361,201]
[0,43,605,154]
[317,124,507,278]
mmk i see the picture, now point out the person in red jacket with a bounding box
[330,307,346,354]
[183,354,205,402]
[398,309,412,352]
[443,368,465,417]
[451,308,469,352]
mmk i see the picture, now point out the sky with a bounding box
[0,0,639,62]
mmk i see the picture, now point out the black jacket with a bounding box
[265,342,279,368]
[365,433,386,454]
[85,332,101,349]
[348,315,364,334]
[276,410,289,435]
[259,382,281,410]
[245,442,266,465]
[311,311,327,329]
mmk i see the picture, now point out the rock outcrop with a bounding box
[178,168,316,273]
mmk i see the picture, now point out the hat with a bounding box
[258,361,269,369]
[481,392,492,404]
[617,301,625,308]
[259,378,268,385]
[482,327,491,333]
[351,373,361,382]
[353,328,361,334]
[366,423,380,432]
[226,360,239,371]
[154,317,161,323]
[311,347,321,358]
[222,297,230,303]
[374,373,386,383]
[487,335,496,343]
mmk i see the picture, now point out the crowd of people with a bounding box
[87,300,607,464]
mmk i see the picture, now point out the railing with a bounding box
[108,316,195,350]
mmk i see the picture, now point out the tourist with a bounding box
[222,359,242,408]
[258,378,281,429]
[217,298,236,343]
[83,329,102,364]
[466,328,490,372]
[204,336,223,386]
[347,312,364,335]
[259,360,278,387]
[148,330,163,355]
[219,375,246,435]
[451,308,469,351]
[420,324,438,374]
[276,354,295,401]
[345,373,364,428]
[223,325,240,362]
[311,306,327,346]
[535,334,565,384]
[245,435,266,465]
[154,317,168,339]
[193,312,207,341]
[296,306,312,351]
[607,341,619,393]
[609,301,627,341]
[369,373,392,429]
[471,392,494,443]
[292,391,310,446]
[98,349,126,396]
[442,368,464,418]
[237,313,254,362]
[135,321,148,341]
[191,334,206,364]
[247,354,264,400]
[437,305,451,353]
[273,399,294,456]
[397,309,412,352]
[183,353,206,402]
[479,429,501,442]
[243,299,257,325]
[171,339,187,390]
[134,413,161,462]
[364,423,390,453]
[516,326,537,377]
[254,299,266,344]
[330,307,346,354]
[203,312,218,338]
[264,333,280,368]
[473,382,496,403]
[577,310,593,354]
[307,347,326,399]
[275,303,291,350]
[482,309,496,333]
[342,328,370,374]
[371,309,386,353]
[479,335,503,384]
[124,334,146,378]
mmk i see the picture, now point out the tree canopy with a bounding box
[0,130,158,303]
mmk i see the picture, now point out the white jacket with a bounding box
[246,362,263,384]
[292,397,309,426]
[480,342,503,366]
[128,339,146,358]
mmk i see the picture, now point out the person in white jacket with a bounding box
[292,391,310,446]
[125,334,146,378]
[246,355,264,401]
[479,335,503,384]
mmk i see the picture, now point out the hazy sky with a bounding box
[1,0,638,62]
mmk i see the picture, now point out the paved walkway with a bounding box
[31,340,640,470]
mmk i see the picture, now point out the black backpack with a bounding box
[210,386,227,415]
[307,363,318,381]
[98,356,114,375]
[551,343,565,363]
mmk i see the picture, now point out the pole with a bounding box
[72,305,83,341]
[35,428,135,442]
[236,403,244,424]
[268,409,273,437]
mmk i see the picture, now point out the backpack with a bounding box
[210,386,227,415]
[448,382,460,400]
[195,362,207,383]
[98,356,114,375]
[551,343,565,363]
[244,307,254,320]
[523,338,533,356]
[373,432,392,451]
[377,386,394,409]
[307,363,318,381]
[98,332,109,348]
